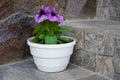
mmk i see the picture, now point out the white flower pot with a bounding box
[27,36,76,72]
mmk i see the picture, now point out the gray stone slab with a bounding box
[0,59,55,80]
[85,32,98,52]
[97,56,114,79]
[98,34,114,56]
[114,73,120,80]
[61,20,120,36]
[114,39,120,73]
[78,75,109,80]
[0,58,95,80]
[73,49,83,66]
[65,0,87,19]
[49,66,94,80]
[74,31,84,49]
[97,0,111,7]
[81,50,96,72]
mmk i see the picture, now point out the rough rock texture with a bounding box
[81,50,96,72]
[79,0,97,19]
[0,0,14,20]
[114,39,120,73]
[97,56,114,79]
[97,0,120,21]
[85,32,97,53]
[98,35,114,56]
[0,58,111,80]
[61,20,120,80]
[0,0,88,20]
[65,0,87,19]
[79,75,109,80]
[1,0,120,20]
[0,0,88,64]
[0,0,120,79]
[0,0,65,20]
[0,12,35,64]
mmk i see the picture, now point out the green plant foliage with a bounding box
[45,35,57,44]
[32,20,72,44]
[58,27,72,33]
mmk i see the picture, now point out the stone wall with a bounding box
[0,0,120,78]
[0,13,35,64]
[97,0,120,21]
[1,0,120,20]
[79,0,97,19]
[0,0,88,64]
[61,20,120,80]
[0,0,88,20]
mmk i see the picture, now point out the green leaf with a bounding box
[33,25,41,34]
[57,36,72,43]
[32,37,38,43]
[58,27,72,33]
[33,24,46,34]
[38,40,44,44]
[57,40,63,44]
[45,35,57,44]
[39,34,45,39]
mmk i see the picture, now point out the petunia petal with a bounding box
[35,14,41,23]
[35,14,48,23]
[57,15,64,23]
[35,6,64,23]
[51,8,57,15]
[43,6,51,14]
[49,16,58,22]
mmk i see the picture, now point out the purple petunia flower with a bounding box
[57,15,64,23]
[35,14,48,23]
[48,8,58,22]
[35,6,64,23]
[43,6,51,15]
[51,8,58,16]
[35,6,51,23]
[49,8,64,23]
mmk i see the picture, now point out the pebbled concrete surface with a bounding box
[0,58,111,80]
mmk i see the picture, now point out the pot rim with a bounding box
[27,36,76,48]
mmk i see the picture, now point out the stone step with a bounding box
[0,58,111,80]
[61,20,120,80]
[61,20,120,37]
[1,12,120,80]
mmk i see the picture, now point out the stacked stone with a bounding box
[0,13,35,64]
[62,20,120,80]
[97,0,120,21]
[0,0,88,20]
[0,0,88,64]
